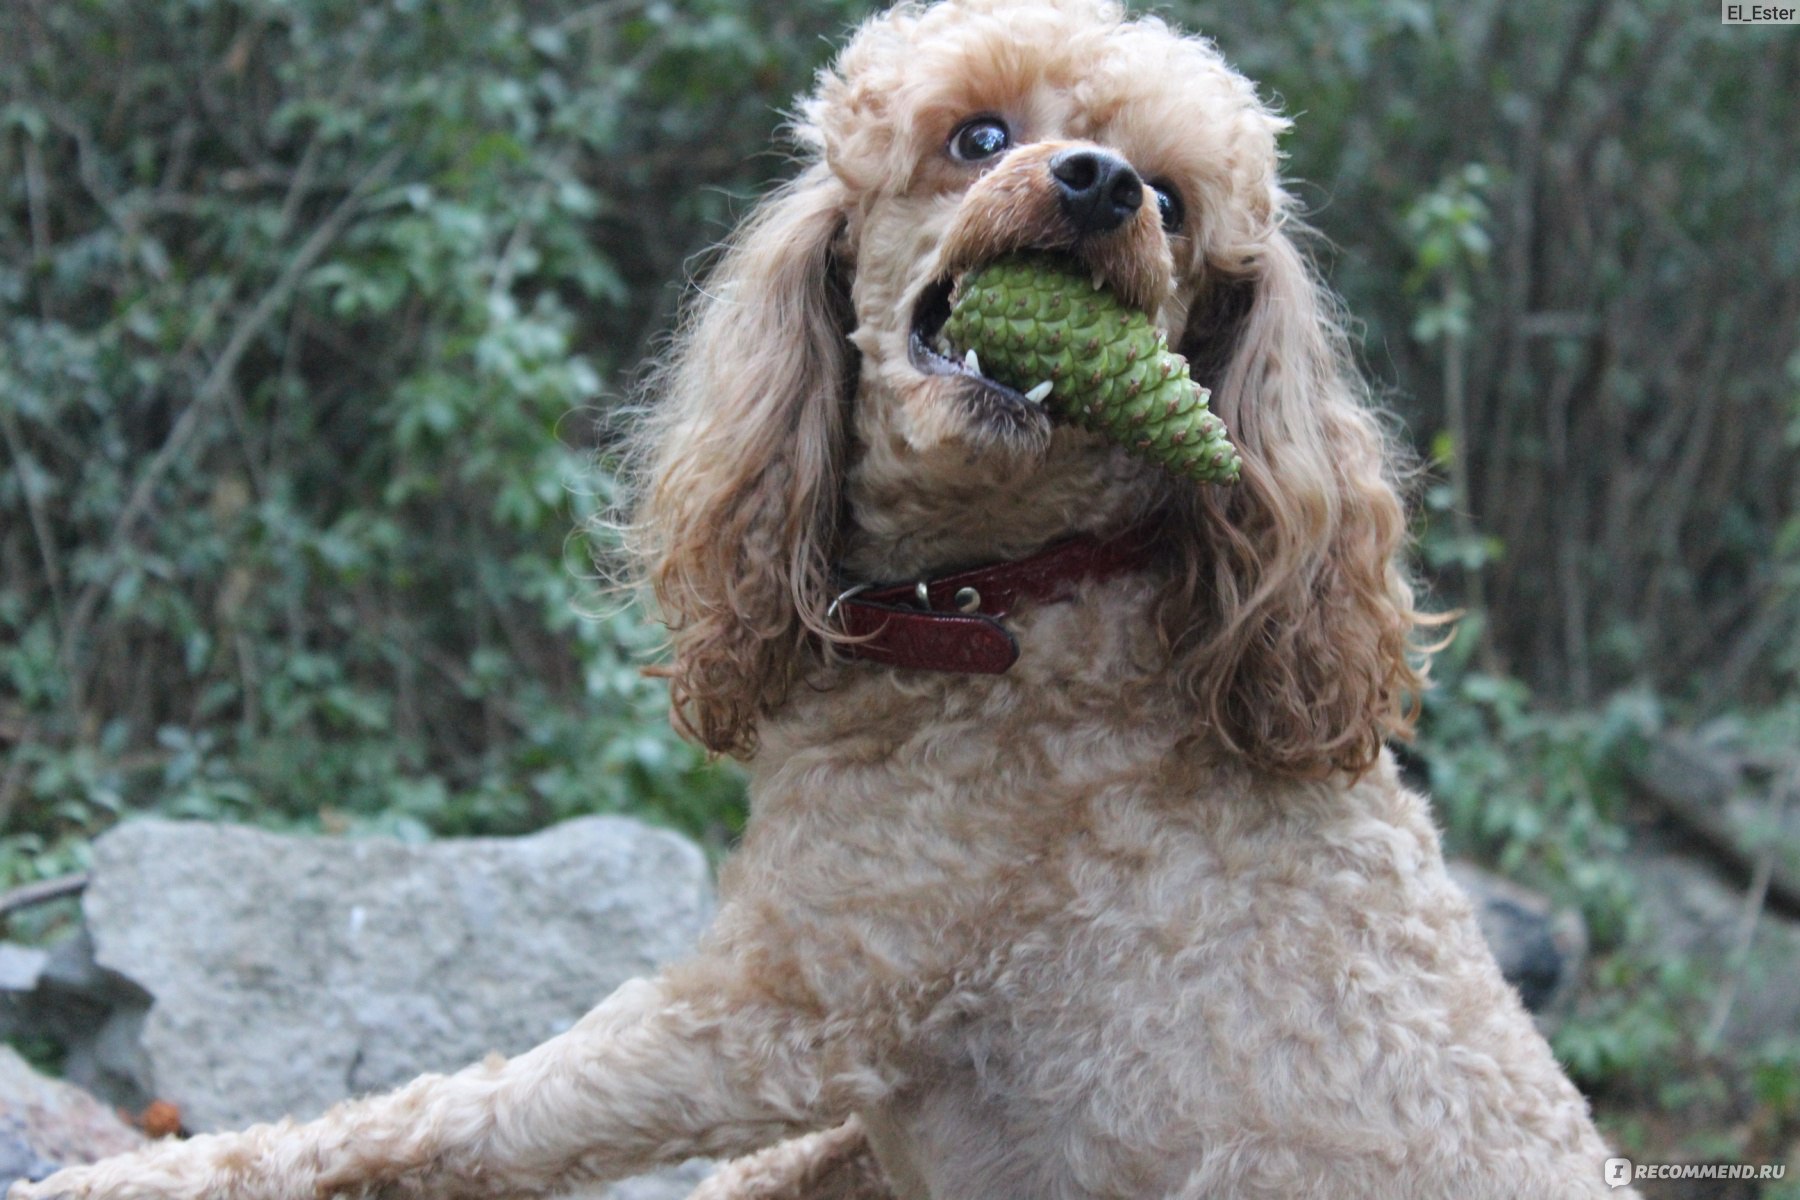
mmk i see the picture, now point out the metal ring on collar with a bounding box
[825,582,873,622]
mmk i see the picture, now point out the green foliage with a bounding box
[1554,953,1698,1089]
[0,0,877,877]
[1751,1040,1800,1133]
[1404,163,1492,345]
[1171,0,1800,706]
[1418,670,1648,946]
[1417,669,1800,1165]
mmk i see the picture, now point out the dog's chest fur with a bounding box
[719,579,1614,1198]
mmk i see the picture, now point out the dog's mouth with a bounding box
[908,251,1102,421]
[903,270,1050,446]
[908,270,1034,407]
[906,250,1154,418]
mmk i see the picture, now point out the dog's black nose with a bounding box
[1049,149,1144,235]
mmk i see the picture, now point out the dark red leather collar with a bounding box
[828,522,1162,674]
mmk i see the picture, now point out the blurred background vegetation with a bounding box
[2,0,1797,1184]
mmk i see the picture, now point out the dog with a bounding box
[16,1,1635,1197]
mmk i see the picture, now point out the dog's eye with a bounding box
[949,117,1011,162]
[1150,181,1185,233]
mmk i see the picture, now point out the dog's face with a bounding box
[634,0,1424,775]
[805,0,1285,550]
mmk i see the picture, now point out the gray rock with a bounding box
[1448,861,1587,1031]
[1629,732,1800,915]
[81,816,715,1199]
[567,1159,716,1200]
[0,947,47,994]
[0,1045,145,1191]
[1628,837,1800,1049]
[0,931,151,1116]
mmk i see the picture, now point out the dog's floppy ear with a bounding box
[632,163,854,758]
[1158,220,1431,779]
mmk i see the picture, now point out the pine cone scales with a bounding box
[942,254,1242,485]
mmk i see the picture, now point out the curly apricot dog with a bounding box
[17,2,1632,1197]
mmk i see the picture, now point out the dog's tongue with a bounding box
[943,254,1240,486]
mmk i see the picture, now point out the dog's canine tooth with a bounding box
[964,348,981,375]
[1091,271,1106,292]
[1025,381,1053,404]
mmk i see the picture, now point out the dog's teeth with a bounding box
[1091,271,1106,292]
[964,348,981,375]
[1024,381,1053,404]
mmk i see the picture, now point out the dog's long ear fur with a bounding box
[630,163,853,758]
[1160,219,1432,779]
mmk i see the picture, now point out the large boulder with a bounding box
[80,816,716,1199]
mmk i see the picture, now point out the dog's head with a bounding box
[631,0,1430,776]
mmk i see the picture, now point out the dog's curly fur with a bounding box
[17,2,1634,1198]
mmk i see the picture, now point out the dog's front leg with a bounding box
[14,964,879,1200]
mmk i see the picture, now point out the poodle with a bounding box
[15,1,1635,1197]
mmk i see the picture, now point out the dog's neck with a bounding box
[838,435,1164,581]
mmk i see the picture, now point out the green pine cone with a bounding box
[941,254,1242,485]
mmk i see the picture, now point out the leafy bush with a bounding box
[1174,0,1800,706]
[0,0,872,877]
